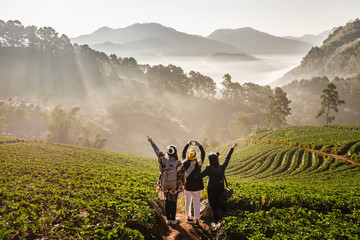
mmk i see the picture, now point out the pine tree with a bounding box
[266,87,291,129]
[316,82,345,125]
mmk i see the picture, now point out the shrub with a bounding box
[321,145,333,153]
[350,153,359,163]
[349,142,360,155]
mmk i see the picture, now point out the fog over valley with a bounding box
[136,53,304,86]
[1,16,360,157]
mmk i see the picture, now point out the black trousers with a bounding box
[207,187,225,222]
[165,200,177,220]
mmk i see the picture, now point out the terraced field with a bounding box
[219,126,360,239]
[1,126,360,239]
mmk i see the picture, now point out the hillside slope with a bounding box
[218,126,360,239]
[275,19,360,86]
[0,136,161,239]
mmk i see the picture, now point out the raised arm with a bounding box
[182,140,192,160]
[147,136,160,155]
[221,142,238,170]
[147,136,167,171]
[197,141,205,166]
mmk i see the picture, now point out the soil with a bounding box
[308,149,360,165]
[151,201,213,240]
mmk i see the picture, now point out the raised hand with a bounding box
[232,142,238,148]
[147,136,153,142]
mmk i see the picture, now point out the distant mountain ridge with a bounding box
[207,27,314,55]
[274,19,360,86]
[72,23,323,60]
[72,23,244,57]
[285,30,330,46]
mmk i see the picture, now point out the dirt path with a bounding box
[307,148,360,166]
[151,201,212,240]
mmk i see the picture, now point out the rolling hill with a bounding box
[285,30,330,46]
[274,19,360,86]
[2,125,360,239]
[207,27,313,55]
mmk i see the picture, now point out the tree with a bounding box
[121,57,139,78]
[45,105,81,144]
[266,87,291,129]
[188,71,216,98]
[78,124,106,149]
[316,82,345,125]
[146,64,191,94]
[220,73,243,103]
[242,82,272,110]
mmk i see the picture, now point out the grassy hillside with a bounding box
[0,137,159,239]
[275,19,360,86]
[219,126,360,239]
[1,125,360,239]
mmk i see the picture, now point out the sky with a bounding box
[1,0,360,38]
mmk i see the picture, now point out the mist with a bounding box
[2,19,359,158]
[134,54,303,87]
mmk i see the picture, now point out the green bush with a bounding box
[350,153,359,162]
[349,142,360,155]
[321,145,333,153]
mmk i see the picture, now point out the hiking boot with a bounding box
[194,222,200,228]
[166,220,171,225]
[210,222,216,229]
[171,219,179,225]
[186,218,194,224]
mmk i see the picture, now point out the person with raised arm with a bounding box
[182,139,205,228]
[201,142,238,228]
[147,136,185,225]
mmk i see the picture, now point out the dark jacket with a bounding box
[201,147,234,190]
[182,144,205,191]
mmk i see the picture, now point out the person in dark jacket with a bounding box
[201,142,237,228]
[182,139,205,227]
[147,136,185,225]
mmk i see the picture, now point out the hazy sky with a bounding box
[1,0,359,38]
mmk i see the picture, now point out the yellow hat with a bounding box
[187,148,197,160]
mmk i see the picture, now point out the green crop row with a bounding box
[0,140,159,239]
[324,125,360,130]
[224,207,360,239]
[246,126,360,150]
[221,128,360,239]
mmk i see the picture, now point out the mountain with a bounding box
[72,23,244,57]
[274,19,360,86]
[285,30,331,46]
[207,27,313,55]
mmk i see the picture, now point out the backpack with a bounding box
[161,158,179,190]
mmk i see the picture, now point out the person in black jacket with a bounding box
[201,142,237,228]
[182,139,205,228]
